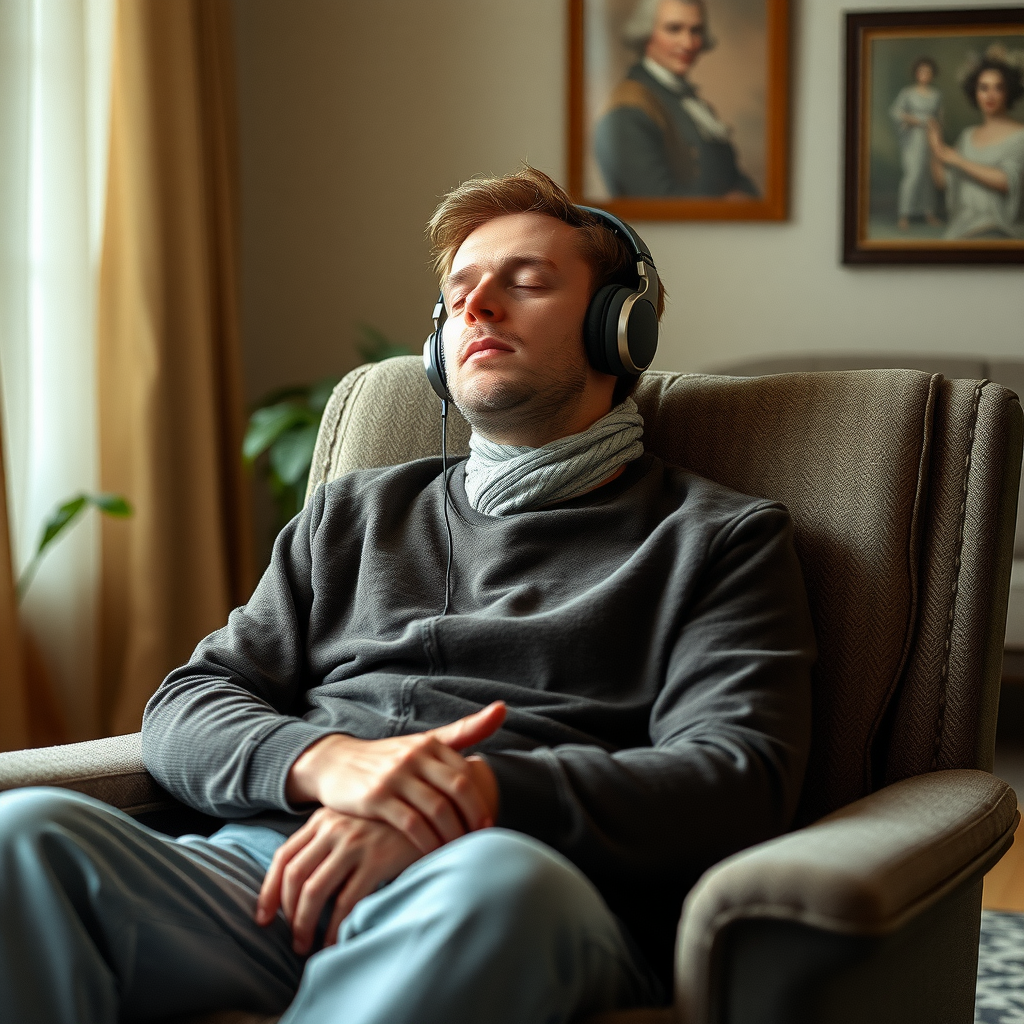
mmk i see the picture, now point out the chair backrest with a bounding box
[307,356,1023,824]
[717,354,1024,569]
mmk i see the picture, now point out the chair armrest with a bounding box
[0,732,173,815]
[675,769,1017,1023]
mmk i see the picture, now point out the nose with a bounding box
[464,276,504,324]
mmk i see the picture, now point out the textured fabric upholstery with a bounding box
[0,732,169,815]
[887,380,1023,784]
[306,360,472,493]
[718,354,1024,632]
[675,770,1018,1024]
[679,770,1015,943]
[635,368,936,823]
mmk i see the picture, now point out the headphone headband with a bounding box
[575,205,655,264]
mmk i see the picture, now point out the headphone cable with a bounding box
[440,399,454,616]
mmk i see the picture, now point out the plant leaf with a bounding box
[244,403,316,462]
[356,322,413,363]
[249,384,310,412]
[269,423,319,486]
[18,491,133,602]
[307,376,341,415]
[89,493,132,517]
[38,495,88,555]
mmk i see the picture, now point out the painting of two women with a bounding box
[872,39,1024,243]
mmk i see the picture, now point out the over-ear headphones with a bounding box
[422,207,660,402]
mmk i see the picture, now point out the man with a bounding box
[0,167,813,1023]
[594,0,759,199]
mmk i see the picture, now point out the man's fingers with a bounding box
[280,832,337,922]
[417,746,493,831]
[290,847,355,955]
[431,701,506,751]
[392,773,468,843]
[370,794,444,855]
[322,867,379,948]
[256,826,314,926]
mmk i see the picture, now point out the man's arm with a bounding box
[142,483,498,853]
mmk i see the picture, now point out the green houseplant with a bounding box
[17,492,132,601]
[244,325,412,528]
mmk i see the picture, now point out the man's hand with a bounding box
[255,807,419,955]
[285,701,505,854]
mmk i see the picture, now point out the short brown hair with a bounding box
[427,165,666,321]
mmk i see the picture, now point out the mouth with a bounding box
[462,337,515,365]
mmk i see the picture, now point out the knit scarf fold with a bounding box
[463,398,645,516]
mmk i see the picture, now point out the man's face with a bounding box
[645,0,706,77]
[442,211,614,446]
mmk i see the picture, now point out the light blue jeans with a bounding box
[0,788,662,1023]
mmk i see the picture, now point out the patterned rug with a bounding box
[977,911,1024,1023]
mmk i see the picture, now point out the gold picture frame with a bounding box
[843,8,1024,265]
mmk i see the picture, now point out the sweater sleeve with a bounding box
[141,485,342,817]
[484,504,816,885]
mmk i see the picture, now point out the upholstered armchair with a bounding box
[1,357,1020,1024]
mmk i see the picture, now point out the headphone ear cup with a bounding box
[585,284,630,376]
[423,329,449,401]
[625,298,659,372]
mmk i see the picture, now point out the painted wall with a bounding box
[232,0,1023,401]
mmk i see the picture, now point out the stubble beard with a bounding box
[449,330,591,446]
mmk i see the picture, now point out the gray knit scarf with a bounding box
[463,398,644,516]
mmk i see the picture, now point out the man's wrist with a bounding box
[285,733,355,806]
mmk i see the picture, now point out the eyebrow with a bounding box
[445,255,560,293]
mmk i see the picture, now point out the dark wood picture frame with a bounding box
[843,8,1024,265]
[567,0,790,221]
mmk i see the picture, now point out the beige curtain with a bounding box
[0,408,28,752]
[98,0,253,735]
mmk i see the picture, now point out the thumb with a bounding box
[433,701,507,750]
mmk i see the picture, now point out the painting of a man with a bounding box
[593,0,759,199]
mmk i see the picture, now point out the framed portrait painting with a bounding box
[567,0,790,221]
[843,8,1024,264]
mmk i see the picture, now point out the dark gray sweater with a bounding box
[142,454,815,979]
